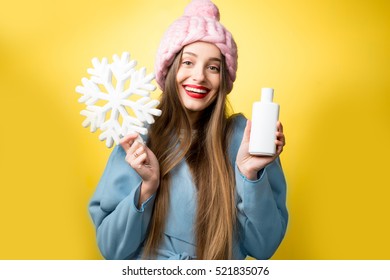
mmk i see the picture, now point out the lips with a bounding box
[183,84,210,99]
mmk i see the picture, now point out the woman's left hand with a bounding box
[236,120,286,180]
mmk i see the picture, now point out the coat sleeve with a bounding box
[235,159,288,259]
[230,114,288,259]
[88,145,156,259]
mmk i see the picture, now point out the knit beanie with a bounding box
[155,0,238,93]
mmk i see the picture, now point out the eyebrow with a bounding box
[183,51,221,62]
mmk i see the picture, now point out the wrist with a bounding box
[138,180,159,206]
[244,171,258,181]
[143,177,159,188]
[237,164,258,181]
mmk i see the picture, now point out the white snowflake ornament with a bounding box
[76,52,162,148]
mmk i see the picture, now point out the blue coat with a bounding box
[89,114,288,259]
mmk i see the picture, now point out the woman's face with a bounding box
[176,41,222,121]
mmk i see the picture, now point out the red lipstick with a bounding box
[183,84,210,99]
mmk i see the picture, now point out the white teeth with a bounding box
[185,86,207,94]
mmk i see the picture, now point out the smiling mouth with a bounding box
[183,85,210,99]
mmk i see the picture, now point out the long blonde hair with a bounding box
[144,49,236,259]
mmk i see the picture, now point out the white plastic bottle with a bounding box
[249,88,280,156]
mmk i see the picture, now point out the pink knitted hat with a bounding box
[155,0,238,93]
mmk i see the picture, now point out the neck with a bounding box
[186,110,201,127]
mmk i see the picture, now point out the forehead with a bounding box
[182,41,221,59]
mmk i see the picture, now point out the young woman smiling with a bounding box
[89,0,288,260]
[177,42,222,124]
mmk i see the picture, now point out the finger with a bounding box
[126,150,145,168]
[275,131,286,145]
[274,139,284,155]
[276,144,283,155]
[126,140,143,155]
[132,152,148,169]
[120,133,139,151]
[133,146,145,159]
[242,119,252,143]
[137,148,154,168]
[275,139,285,147]
[120,132,139,144]
[125,145,142,165]
[276,121,283,133]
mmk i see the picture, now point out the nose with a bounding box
[192,64,205,82]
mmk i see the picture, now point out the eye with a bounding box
[182,60,192,66]
[208,65,220,72]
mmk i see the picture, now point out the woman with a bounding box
[89,0,288,260]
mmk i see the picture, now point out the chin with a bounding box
[183,101,207,112]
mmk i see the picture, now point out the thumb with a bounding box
[242,119,252,144]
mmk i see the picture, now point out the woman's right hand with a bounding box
[120,133,160,206]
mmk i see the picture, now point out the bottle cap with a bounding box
[261,88,274,102]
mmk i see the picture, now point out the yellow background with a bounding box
[1,0,389,259]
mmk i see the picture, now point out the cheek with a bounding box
[176,68,188,84]
[210,76,221,91]
[175,72,182,84]
[207,76,221,102]
[208,90,219,102]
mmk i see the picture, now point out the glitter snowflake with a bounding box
[76,52,162,148]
